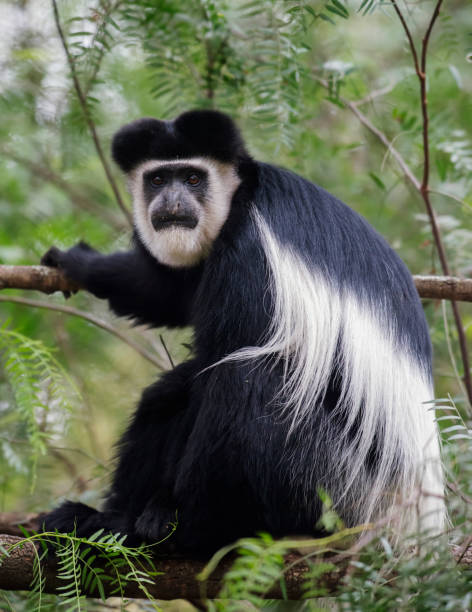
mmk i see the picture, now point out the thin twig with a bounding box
[51,0,133,227]
[199,0,216,101]
[159,333,175,369]
[0,295,166,370]
[47,447,87,492]
[390,0,471,404]
[314,75,421,190]
[351,81,397,107]
[419,0,444,192]
[429,189,471,209]
[315,1,472,406]
[447,481,472,507]
[456,537,472,565]
[5,150,125,231]
[0,436,107,470]
[441,300,468,400]
[390,0,421,75]
[316,76,471,216]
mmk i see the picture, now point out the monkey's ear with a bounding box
[111,118,167,173]
[174,110,247,163]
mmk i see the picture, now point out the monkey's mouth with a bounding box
[151,214,198,231]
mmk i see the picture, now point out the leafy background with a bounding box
[0,0,471,609]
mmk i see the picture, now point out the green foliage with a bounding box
[302,561,335,599]
[0,325,78,485]
[119,0,240,114]
[208,533,286,610]
[56,535,85,608]
[1,529,163,611]
[315,489,344,533]
[118,0,313,147]
[236,0,311,148]
[436,131,472,184]
[336,536,472,611]
[67,1,122,97]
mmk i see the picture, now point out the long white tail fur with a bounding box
[223,209,445,534]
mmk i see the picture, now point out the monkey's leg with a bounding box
[40,501,136,542]
[103,360,197,543]
[42,361,196,548]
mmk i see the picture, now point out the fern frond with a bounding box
[0,325,79,483]
[216,533,285,609]
[4,530,162,610]
[437,132,472,178]
[237,0,312,150]
[56,536,85,610]
[26,547,47,612]
[66,1,123,98]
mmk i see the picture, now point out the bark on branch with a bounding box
[0,534,234,600]
[0,525,471,601]
[1,265,472,303]
[414,275,472,303]
[0,265,81,295]
[0,533,312,601]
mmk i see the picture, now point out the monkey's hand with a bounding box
[41,242,100,297]
[135,502,177,544]
[40,501,142,552]
[41,241,98,274]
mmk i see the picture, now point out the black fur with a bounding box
[112,110,249,173]
[40,111,433,553]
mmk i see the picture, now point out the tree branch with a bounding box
[0,266,80,295]
[0,534,232,600]
[1,265,472,303]
[414,276,472,303]
[0,525,471,601]
[0,532,310,601]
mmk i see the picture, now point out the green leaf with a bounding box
[368,172,386,190]
[326,6,345,18]
[331,0,349,17]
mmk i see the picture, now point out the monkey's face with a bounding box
[129,158,240,268]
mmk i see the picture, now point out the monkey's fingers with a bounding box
[76,241,95,252]
[40,246,65,268]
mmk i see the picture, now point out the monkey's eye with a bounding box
[187,174,200,186]
[151,176,164,187]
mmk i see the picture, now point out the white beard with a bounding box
[128,158,241,268]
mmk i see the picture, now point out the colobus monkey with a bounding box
[41,110,445,552]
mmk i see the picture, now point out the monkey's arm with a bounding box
[41,242,201,327]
